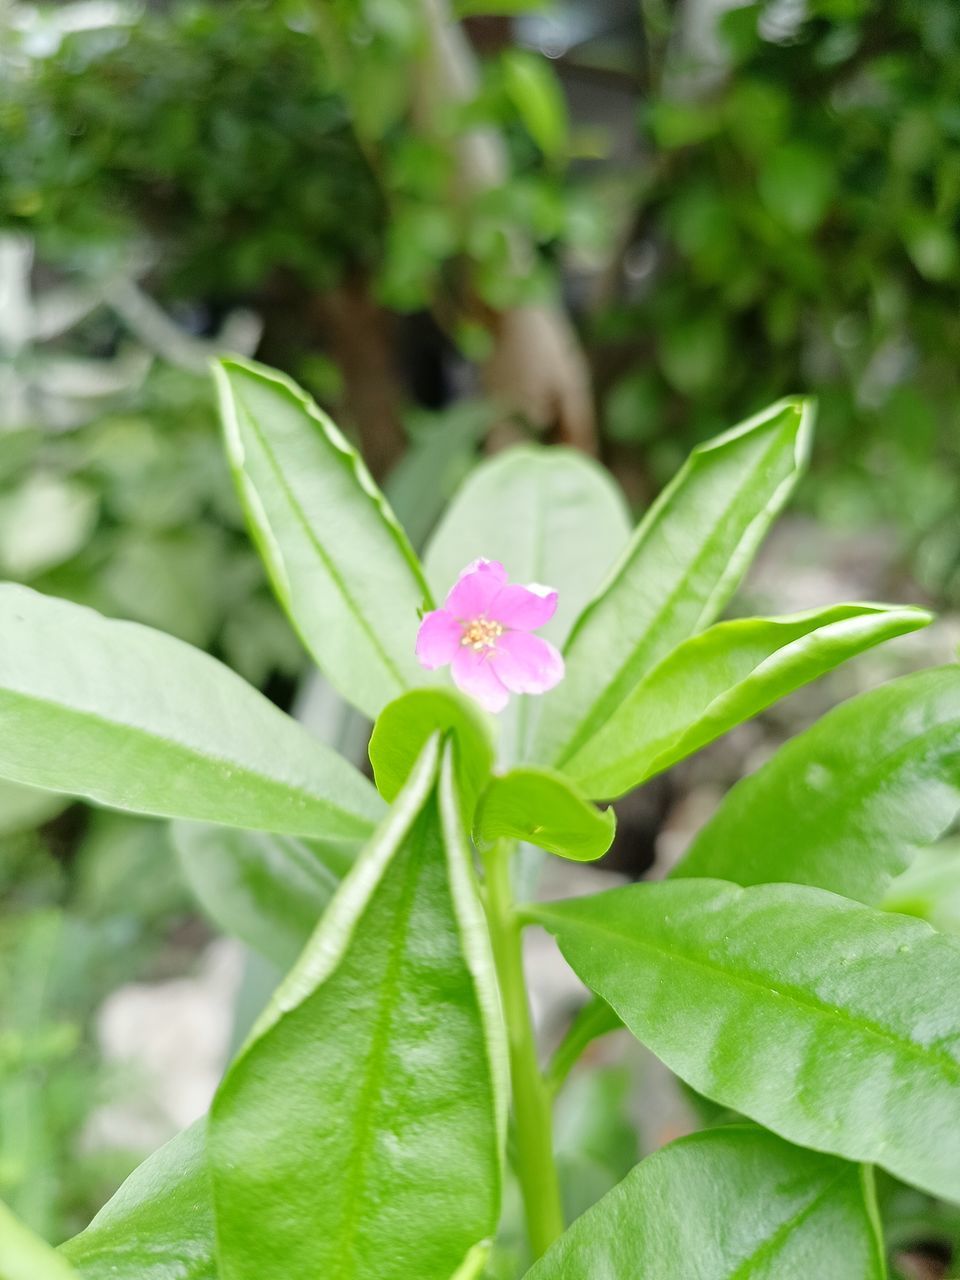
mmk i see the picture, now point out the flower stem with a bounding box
[482,841,564,1259]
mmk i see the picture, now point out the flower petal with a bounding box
[489,582,558,631]
[445,559,508,620]
[451,645,510,713]
[415,609,463,669]
[493,631,565,695]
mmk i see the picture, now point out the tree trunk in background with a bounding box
[415,0,599,454]
[312,276,408,480]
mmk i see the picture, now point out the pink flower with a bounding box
[416,558,564,714]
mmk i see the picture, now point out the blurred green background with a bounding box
[1,1,958,1272]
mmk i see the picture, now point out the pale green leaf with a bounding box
[215,357,431,719]
[209,736,507,1280]
[0,584,380,840]
[528,878,960,1201]
[172,822,346,970]
[535,398,814,769]
[525,1126,885,1279]
[60,1123,213,1280]
[474,767,615,861]
[674,666,960,903]
[883,838,960,936]
[424,445,630,762]
[564,602,932,799]
[502,51,568,160]
[0,1199,80,1280]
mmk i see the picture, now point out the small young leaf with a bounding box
[563,602,932,799]
[0,585,381,841]
[501,50,568,161]
[172,823,347,970]
[209,736,506,1280]
[61,1122,214,1280]
[369,687,495,809]
[424,445,630,762]
[474,767,615,861]
[0,1200,80,1280]
[528,878,960,1202]
[674,666,960,903]
[216,357,432,719]
[525,1126,885,1279]
[535,398,814,769]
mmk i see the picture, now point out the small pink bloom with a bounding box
[416,558,564,713]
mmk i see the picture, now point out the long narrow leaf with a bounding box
[209,736,506,1280]
[534,398,814,767]
[216,357,431,719]
[564,602,931,799]
[0,584,380,840]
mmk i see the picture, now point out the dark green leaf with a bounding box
[0,585,381,840]
[526,1126,885,1279]
[209,736,506,1280]
[535,399,814,769]
[61,1122,213,1280]
[474,767,615,861]
[528,878,960,1201]
[216,357,432,719]
[563,602,931,799]
[172,822,346,969]
[674,666,960,903]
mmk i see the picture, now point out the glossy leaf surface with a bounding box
[209,737,506,1280]
[173,822,346,969]
[525,1125,885,1279]
[369,687,494,810]
[474,767,615,861]
[675,666,960,903]
[0,585,380,840]
[61,1123,214,1280]
[529,878,960,1201]
[424,446,630,761]
[216,357,431,719]
[536,398,813,768]
[564,602,931,799]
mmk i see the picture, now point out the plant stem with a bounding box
[482,841,564,1259]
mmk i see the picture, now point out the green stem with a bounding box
[482,841,564,1259]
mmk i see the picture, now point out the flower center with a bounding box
[461,617,503,651]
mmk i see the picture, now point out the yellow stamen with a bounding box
[461,617,503,652]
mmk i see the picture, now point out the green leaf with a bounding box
[883,838,960,936]
[563,602,932,799]
[501,51,568,160]
[368,687,495,811]
[209,736,507,1280]
[525,1125,885,1279]
[474,767,615,861]
[674,667,960,904]
[535,398,814,769]
[0,1199,80,1280]
[527,878,960,1202]
[0,584,381,840]
[424,446,630,762]
[61,1122,214,1280]
[172,822,347,970]
[215,357,432,720]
